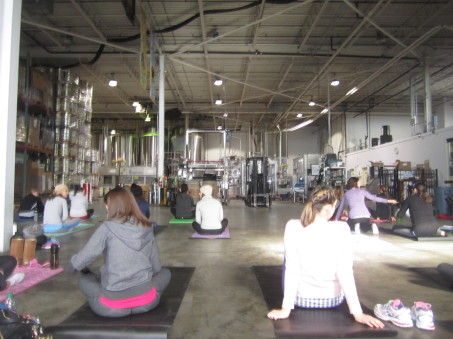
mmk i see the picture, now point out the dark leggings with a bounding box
[0,256,18,290]
[192,219,228,235]
[347,218,371,233]
[171,208,195,219]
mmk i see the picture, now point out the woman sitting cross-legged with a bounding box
[267,186,384,329]
[70,187,171,317]
[69,185,94,220]
[43,184,80,233]
[192,185,228,235]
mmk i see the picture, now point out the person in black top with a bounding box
[130,184,150,219]
[393,183,438,238]
[374,185,396,222]
[18,188,44,218]
[171,184,195,219]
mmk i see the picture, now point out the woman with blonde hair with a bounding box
[43,184,80,233]
[71,187,171,317]
[267,186,384,328]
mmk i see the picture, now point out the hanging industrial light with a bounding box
[108,73,117,87]
[214,78,223,86]
[330,79,340,87]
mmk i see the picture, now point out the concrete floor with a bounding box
[10,199,453,339]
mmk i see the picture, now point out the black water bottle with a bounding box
[50,244,59,269]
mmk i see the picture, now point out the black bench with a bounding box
[47,267,194,339]
[253,265,397,338]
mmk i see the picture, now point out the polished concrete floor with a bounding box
[10,199,453,338]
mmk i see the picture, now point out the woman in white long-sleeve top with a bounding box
[43,184,80,233]
[267,186,384,328]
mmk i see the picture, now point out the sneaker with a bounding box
[372,223,380,235]
[6,273,25,286]
[374,299,413,328]
[411,302,435,331]
[42,238,59,249]
[354,223,361,234]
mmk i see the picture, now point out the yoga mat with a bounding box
[14,217,43,223]
[169,218,195,224]
[153,225,167,236]
[190,226,230,239]
[47,267,194,339]
[0,266,64,302]
[45,222,97,237]
[253,265,397,338]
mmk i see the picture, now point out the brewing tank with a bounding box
[188,133,205,162]
[141,128,158,167]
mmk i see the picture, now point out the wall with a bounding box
[344,125,453,185]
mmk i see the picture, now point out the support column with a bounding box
[158,54,165,177]
[410,76,418,135]
[424,61,432,132]
[0,0,22,251]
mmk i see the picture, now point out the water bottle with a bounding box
[5,292,16,312]
[50,244,59,269]
[33,209,38,222]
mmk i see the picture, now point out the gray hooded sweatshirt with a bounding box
[71,218,161,293]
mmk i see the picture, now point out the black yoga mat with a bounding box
[153,225,167,236]
[47,267,194,339]
[253,265,397,338]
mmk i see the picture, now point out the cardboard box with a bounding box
[27,117,41,147]
[398,161,412,171]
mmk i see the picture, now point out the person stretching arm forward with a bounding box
[267,186,384,328]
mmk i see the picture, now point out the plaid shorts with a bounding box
[295,294,345,309]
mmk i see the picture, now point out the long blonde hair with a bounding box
[300,186,337,227]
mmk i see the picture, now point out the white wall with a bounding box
[345,113,412,151]
[344,125,453,185]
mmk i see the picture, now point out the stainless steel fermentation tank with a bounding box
[95,127,158,167]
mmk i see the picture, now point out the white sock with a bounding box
[7,273,25,286]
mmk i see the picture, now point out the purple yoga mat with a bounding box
[190,226,230,239]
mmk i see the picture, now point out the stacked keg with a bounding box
[54,69,98,185]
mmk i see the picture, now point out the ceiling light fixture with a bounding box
[144,114,151,122]
[132,101,139,107]
[214,78,223,86]
[297,113,303,118]
[330,79,340,87]
[309,100,316,106]
[110,129,116,135]
[217,125,223,130]
[321,108,328,114]
[223,112,228,117]
[215,98,223,105]
[346,87,358,95]
[108,73,117,87]
[283,119,314,132]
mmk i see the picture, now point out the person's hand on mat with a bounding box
[267,308,291,320]
[353,313,384,328]
[387,199,398,204]
[390,216,396,223]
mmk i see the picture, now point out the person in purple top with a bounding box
[335,177,397,234]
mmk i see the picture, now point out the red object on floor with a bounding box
[437,214,452,220]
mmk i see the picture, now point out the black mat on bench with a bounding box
[47,267,194,339]
[379,227,453,241]
[253,265,397,338]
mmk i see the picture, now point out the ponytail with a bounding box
[415,183,433,204]
[300,186,337,227]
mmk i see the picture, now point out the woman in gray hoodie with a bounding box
[71,187,171,317]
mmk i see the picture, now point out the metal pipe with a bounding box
[424,61,432,133]
[410,76,418,134]
[158,54,165,177]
